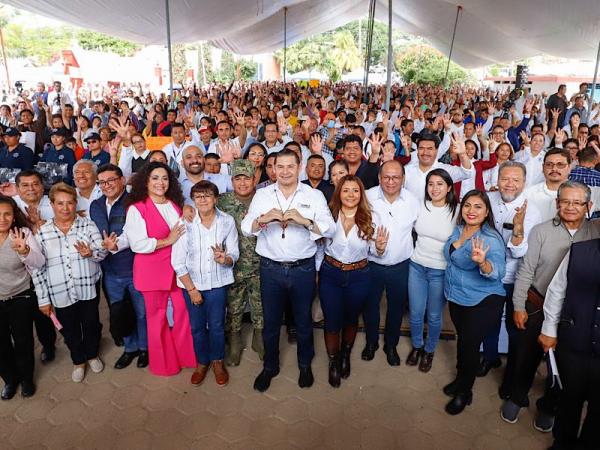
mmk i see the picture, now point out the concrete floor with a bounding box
[0,304,554,450]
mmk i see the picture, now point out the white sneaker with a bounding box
[72,366,85,383]
[89,358,104,374]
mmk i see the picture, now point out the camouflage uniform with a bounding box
[217,191,263,332]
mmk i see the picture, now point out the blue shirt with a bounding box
[82,150,111,168]
[569,166,600,187]
[0,143,35,170]
[443,224,506,306]
[180,172,233,206]
[39,145,76,185]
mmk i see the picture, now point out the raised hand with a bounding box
[368,133,384,156]
[74,240,93,258]
[519,130,530,147]
[309,134,323,154]
[211,243,227,265]
[550,108,560,119]
[102,231,119,251]
[578,133,587,150]
[512,200,527,231]
[554,129,566,146]
[9,228,29,256]
[451,132,466,155]
[470,236,489,265]
[375,226,389,254]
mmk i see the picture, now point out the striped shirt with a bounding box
[32,216,108,308]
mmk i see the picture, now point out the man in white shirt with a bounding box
[73,160,103,215]
[261,121,291,154]
[241,149,335,393]
[47,81,72,115]
[179,146,232,206]
[162,123,200,178]
[404,133,475,201]
[207,116,248,174]
[362,160,420,365]
[525,148,572,221]
[478,162,542,381]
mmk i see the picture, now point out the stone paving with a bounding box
[1,302,553,450]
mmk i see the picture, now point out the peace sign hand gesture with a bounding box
[470,236,490,265]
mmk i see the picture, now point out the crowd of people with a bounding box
[1,79,600,450]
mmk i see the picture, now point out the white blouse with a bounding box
[124,201,181,254]
[324,215,379,264]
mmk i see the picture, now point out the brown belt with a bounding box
[324,254,368,271]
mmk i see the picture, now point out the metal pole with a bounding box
[283,7,287,82]
[587,40,600,122]
[444,5,462,86]
[363,0,376,103]
[385,0,393,110]
[0,27,10,93]
[165,0,174,103]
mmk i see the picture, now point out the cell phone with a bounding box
[327,120,335,128]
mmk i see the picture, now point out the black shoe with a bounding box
[253,368,280,393]
[476,358,501,377]
[361,343,379,361]
[443,379,459,397]
[40,347,55,364]
[114,351,139,369]
[287,327,297,344]
[1,383,17,400]
[328,354,341,388]
[298,366,314,389]
[21,381,36,398]
[406,347,423,366]
[383,345,401,366]
[137,351,149,368]
[340,343,352,379]
[445,391,473,415]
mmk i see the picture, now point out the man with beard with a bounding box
[217,159,263,366]
[180,146,232,206]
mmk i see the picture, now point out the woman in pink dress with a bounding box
[124,161,195,376]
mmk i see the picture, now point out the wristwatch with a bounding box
[305,219,315,232]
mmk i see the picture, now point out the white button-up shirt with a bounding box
[180,172,233,206]
[404,161,474,202]
[241,182,335,262]
[117,146,150,180]
[514,147,546,186]
[366,186,419,265]
[525,182,558,222]
[125,201,181,254]
[76,185,103,215]
[324,214,381,264]
[489,191,543,284]
[542,251,569,337]
[14,195,54,221]
[171,209,239,291]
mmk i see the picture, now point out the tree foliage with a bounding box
[395,45,470,85]
[75,30,140,56]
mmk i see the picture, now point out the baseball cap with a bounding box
[199,126,212,134]
[50,128,68,137]
[4,127,20,137]
[84,132,101,142]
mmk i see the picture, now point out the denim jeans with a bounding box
[104,274,148,353]
[183,287,227,366]
[407,261,446,354]
[318,260,371,333]
[482,283,516,362]
[363,259,409,348]
[260,257,316,372]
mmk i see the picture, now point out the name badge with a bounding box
[58,154,64,160]
[299,203,310,209]
[13,153,19,158]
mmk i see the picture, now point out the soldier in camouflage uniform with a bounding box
[217,159,264,365]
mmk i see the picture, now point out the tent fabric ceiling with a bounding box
[4,0,600,68]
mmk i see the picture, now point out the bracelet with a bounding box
[187,287,197,292]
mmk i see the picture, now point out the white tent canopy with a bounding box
[4,0,600,68]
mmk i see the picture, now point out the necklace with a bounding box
[341,209,357,218]
[274,188,299,239]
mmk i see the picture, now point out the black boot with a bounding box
[328,353,341,388]
[445,391,473,415]
[340,343,353,379]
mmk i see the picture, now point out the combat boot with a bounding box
[226,332,243,366]
[252,328,265,360]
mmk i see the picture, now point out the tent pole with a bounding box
[385,0,393,110]
[283,7,287,83]
[363,0,376,103]
[587,40,600,120]
[165,0,174,103]
[444,5,462,86]
[0,26,10,93]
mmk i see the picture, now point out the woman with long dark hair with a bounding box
[244,142,269,185]
[0,195,44,399]
[442,189,506,415]
[407,169,459,373]
[319,175,388,387]
[124,162,196,376]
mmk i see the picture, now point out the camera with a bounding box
[14,81,23,93]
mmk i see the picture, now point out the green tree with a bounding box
[395,45,470,85]
[75,30,140,56]
[4,24,71,65]
[172,43,188,82]
[331,31,361,74]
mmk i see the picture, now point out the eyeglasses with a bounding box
[543,162,569,169]
[558,199,587,208]
[193,194,214,200]
[98,177,120,187]
[382,175,402,182]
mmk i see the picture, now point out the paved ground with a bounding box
[1,303,553,450]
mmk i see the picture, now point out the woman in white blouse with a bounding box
[318,175,388,387]
[172,180,239,387]
[484,142,513,192]
[0,195,45,399]
[407,169,458,372]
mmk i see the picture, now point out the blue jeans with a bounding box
[183,287,227,365]
[363,259,410,348]
[104,274,148,353]
[482,283,516,362]
[318,260,371,333]
[407,261,446,354]
[260,257,315,372]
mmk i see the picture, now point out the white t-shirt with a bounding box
[411,201,457,270]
